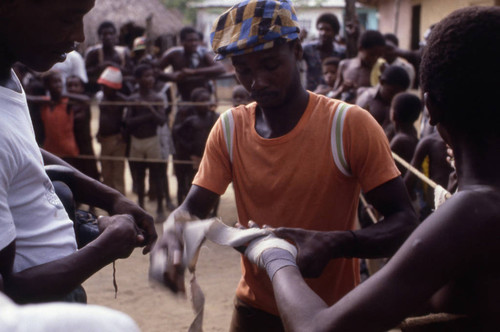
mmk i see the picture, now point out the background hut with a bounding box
[83,0,184,54]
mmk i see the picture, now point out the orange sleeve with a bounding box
[192,117,233,195]
[344,106,400,192]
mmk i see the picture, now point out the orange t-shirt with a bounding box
[193,92,400,315]
[41,98,79,157]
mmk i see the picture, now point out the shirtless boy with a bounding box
[97,66,128,194]
[172,87,219,205]
[158,27,225,102]
[85,21,132,94]
[404,130,453,219]
[247,7,500,330]
[389,92,422,175]
[334,30,386,103]
[356,65,410,139]
[125,64,167,219]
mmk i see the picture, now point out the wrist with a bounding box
[327,231,358,259]
[261,248,297,281]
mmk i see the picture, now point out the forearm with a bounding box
[4,242,112,303]
[272,266,329,332]
[190,64,225,78]
[42,150,122,212]
[125,114,155,131]
[352,210,416,258]
[65,93,90,103]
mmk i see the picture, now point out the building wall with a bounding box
[414,0,497,41]
[374,0,497,50]
[376,0,412,49]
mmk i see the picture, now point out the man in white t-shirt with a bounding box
[0,0,157,305]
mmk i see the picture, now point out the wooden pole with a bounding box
[345,0,358,58]
[145,14,154,55]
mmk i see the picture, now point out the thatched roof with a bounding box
[83,0,184,48]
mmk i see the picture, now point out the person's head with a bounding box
[316,13,340,46]
[232,84,252,107]
[383,33,399,64]
[97,66,122,97]
[358,30,386,68]
[43,71,63,99]
[421,6,500,138]
[180,26,200,55]
[133,36,147,59]
[190,87,212,113]
[391,92,422,126]
[134,63,155,90]
[0,0,95,72]
[321,57,340,88]
[211,0,302,109]
[66,75,85,94]
[98,21,117,49]
[379,65,410,103]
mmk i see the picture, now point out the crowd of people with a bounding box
[16,20,227,222]
[0,0,498,331]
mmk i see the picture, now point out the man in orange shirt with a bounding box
[155,1,417,331]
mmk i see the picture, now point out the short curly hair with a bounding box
[359,30,385,50]
[316,13,340,35]
[392,93,422,124]
[420,6,500,135]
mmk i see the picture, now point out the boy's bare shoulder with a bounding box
[436,188,500,241]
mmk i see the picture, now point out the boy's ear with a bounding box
[424,92,443,126]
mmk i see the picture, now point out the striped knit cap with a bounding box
[210,0,300,60]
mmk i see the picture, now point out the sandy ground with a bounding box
[82,104,244,331]
[82,161,241,332]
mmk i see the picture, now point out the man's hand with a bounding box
[151,209,197,293]
[96,214,144,260]
[110,197,157,254]
[273,228,353,278]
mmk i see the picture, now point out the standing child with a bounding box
[66,75,100,181]
[356,65,410,139]
[97,66,128,194]
[232,84,252,107]
[172,87,219,206]
[404,130,453,220]
[313,57,340,97]
[125,64,167,220]
[334,30,386,103]
[30,71,80,161]
[389,92,422,176]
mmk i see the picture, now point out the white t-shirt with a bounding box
[50,51,88,84]
[0,70,77,273]
[0,292,141,332]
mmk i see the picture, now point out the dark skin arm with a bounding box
[41,149,157,253]
[125,102,167,132]
[158,49,225,82]
[274,176,417,278]
[404,137,431,200]
[64,92,91,104]
[270,190,496,332]
[0,214,142,304]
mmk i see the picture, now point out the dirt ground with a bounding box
[82,104,244,331]
[84,175,242,332]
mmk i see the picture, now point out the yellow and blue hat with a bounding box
[210,0,300,60]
